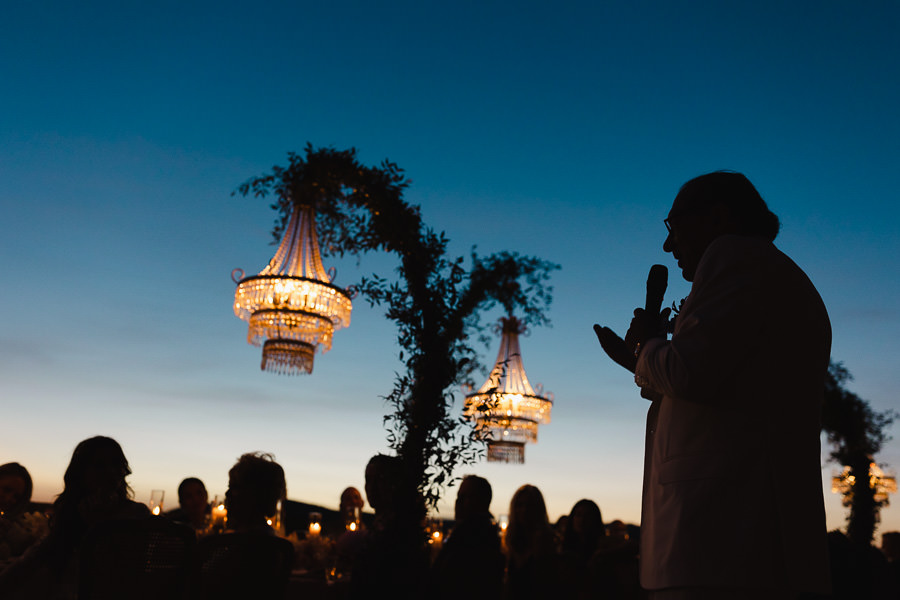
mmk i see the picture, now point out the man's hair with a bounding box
[228,452,285,517]
[676,171,780,241]
[177,477,206,503]
[461,474,492,509]
[0,462,33,514]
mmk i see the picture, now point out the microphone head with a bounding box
[645,264,668,315]
[647,264,668,289]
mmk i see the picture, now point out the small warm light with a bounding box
[152,506,161,516]
[211,503,227,528]
[266,518,273,526]
[432,530,442,540]
[308,511,323,536]
[348,521,358,532]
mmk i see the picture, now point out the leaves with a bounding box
[235,145,557,516]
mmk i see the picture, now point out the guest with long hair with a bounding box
[504,484,568,600]
[0,436,148,598]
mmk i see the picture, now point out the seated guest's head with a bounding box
[883,531,900,562]
[225,453,285,530]
[506,484,552,559]
[364,454,404,514]
[0,462,33,517]
[340,486,364,521]
[454,475,492,522]
[63,436,132,503]
[177,477,209,525]
[562,499,604,559]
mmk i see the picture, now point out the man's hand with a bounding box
[595,307,671,374]
[593,324,637,373]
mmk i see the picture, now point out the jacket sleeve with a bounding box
[635,237,765,405]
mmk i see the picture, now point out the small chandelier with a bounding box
[832,461,898,507]
[233,203,352,375]
[464,315,553,464]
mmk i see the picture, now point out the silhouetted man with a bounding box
[350,454,427,600]
[165,476,210,530]
[430,475,504,600]
[595,172,831,599]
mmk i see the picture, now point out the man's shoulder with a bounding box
[699,234,806,279]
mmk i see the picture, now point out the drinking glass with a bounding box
[149,490,165,516]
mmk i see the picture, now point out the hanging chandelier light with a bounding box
[233,203,352,375]
[464,315,553,464]
[832,460,898,506]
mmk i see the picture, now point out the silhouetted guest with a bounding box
[430,475,504,600]
[606,519,628,542]
[588,521,643,600]
[340,487,364,528]
[553,515,569,551]
[561,499,604,566]
[504,484,568,600]
[224,453,285,534]
[192,453,292,600]
[0,436,149,599]
[557,499,604,599]
[595,172,832,598]
[0,462,44,560]
[326,486,366,538]
[333,486,367,578]
[165,477,210,531]
[349,454,427,600]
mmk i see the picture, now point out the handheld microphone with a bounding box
[645,264,668,316]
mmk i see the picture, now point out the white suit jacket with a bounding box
[635,234,831,593]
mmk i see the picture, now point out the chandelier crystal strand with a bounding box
[233,203,352,374]
[464,315,553,463]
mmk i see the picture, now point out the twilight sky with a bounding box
[2,1,899,537]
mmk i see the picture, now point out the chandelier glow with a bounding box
[464,316,553,463]
[233,204,352,374]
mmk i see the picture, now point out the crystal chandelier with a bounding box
[832,461,898,506]
[233,203,352,375]
[464,315,553,463]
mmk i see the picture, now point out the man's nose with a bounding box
[663,231,674,253]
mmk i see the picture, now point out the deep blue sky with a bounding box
[2,1,899,535]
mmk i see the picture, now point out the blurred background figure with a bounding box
[504,484,567,600]
[560,499,604,566]
[588,518,642,600]
[339,487,364,531]
[326,486,365,538]
[194,453,293,600]
[0,436,149,598]
[349,454,427,600]
[559,498,605,598]
[430,475,504,600]
[332,486,366,580]
[165,477,210,532]
[0,462,47,561]
[224,453,285,533]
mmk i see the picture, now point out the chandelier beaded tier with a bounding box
[233,203,352,375]
[464,315,553,464]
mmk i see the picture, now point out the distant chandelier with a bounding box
[464,315,553,464]
[832,461,898,506]
[233,203,352,375]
